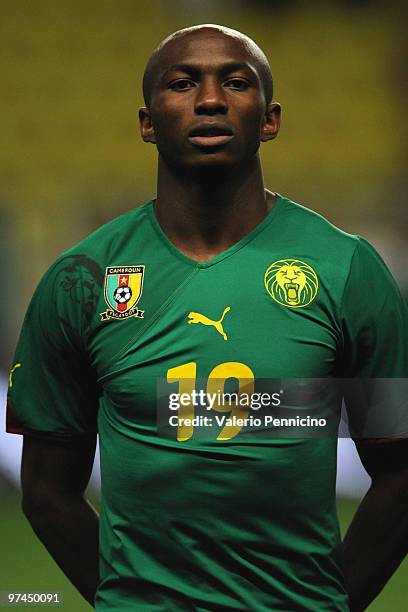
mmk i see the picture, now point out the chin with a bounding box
[161,146,250,177]
[188,149,247,168]
[185,158,243,180]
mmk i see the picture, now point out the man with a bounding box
[6,24,408,611]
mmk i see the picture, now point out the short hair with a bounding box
[142,24,273,107]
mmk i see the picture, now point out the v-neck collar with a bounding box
[146,193,285,269]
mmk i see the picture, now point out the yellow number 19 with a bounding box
[166,361,254,442]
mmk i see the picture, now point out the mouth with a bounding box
[285,282,299,303]
[188,124,234,148]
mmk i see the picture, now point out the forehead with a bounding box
[156,30,259,74]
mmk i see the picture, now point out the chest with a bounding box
[90,261,342,411]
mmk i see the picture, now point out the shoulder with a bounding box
[272,194,365,292]
[276,193,360,254]
[62,200,153,262]
[37,201,153,288]
[270,194,402,316]
[27,201,153,331]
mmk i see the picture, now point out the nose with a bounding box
[194,78,228,116]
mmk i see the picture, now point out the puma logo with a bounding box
[9,363,22,388]
[187,307,231,341]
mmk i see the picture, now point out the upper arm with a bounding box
[341,238,408,439]
[354,438,408,482]
[6,256,100,438]
[21,433,97,509]
[341,237,408,379]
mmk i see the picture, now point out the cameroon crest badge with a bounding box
[264,259,318,308]
[100,266,145,321]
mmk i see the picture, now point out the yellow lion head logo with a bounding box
[264,259,318,308]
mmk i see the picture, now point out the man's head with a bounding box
[142,24,274,108]
[139,24,281,172]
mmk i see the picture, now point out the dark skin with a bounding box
[21,25,408,610]
[342,438,408,611]
[21,434,98,607]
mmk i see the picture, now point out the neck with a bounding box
[154,154,275,262]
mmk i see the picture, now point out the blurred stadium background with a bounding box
[1,1,407,609]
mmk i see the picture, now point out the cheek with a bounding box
[151,104,189,139]
[237,104,267,136]
[149,114,187,157]
[153,93,191,117]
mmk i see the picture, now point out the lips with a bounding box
[188,123,234,148]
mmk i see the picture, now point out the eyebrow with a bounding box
[162,61,256,80]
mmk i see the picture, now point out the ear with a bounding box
[139,107,156,144]
[261,102,281,142]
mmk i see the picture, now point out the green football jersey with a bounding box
[7,194,408,611]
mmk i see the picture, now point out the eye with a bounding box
[168,79,196,92]
[225,78,250,90]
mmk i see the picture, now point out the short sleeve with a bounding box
[6,255,101,436]
[340,237,408,438]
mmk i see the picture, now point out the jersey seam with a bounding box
[39,255,80,350]
[338,236,361,372]
[97,267,200,381]
[339,237,361,322]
